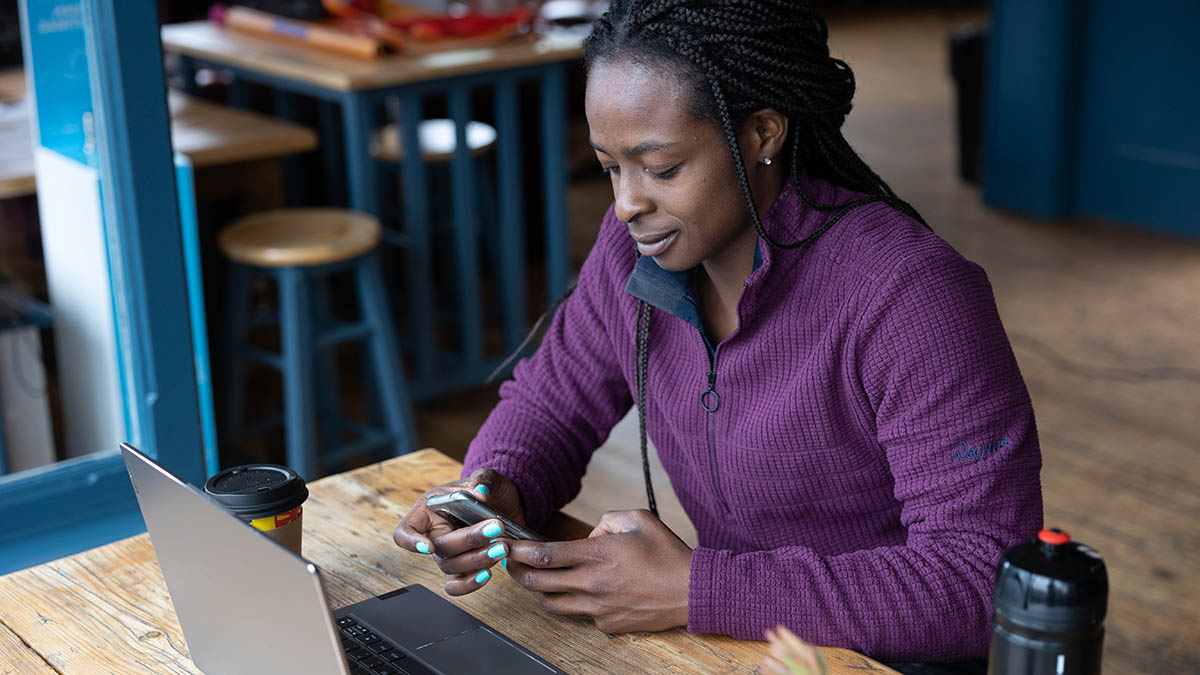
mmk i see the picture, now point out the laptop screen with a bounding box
[121,444,349,675]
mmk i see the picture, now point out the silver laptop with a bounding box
[121,443,564,675]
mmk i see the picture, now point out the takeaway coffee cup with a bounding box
[204,464,309,556]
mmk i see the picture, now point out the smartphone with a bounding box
[426,490,548,542]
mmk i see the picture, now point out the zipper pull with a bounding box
[700,370,720,412]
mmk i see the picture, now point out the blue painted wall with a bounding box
[1071,1,1200,237]
[983,0,1082,220]
[984,0,1200,237]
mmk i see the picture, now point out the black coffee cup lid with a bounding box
[204,464,308,521]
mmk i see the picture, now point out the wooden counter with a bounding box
[0,449,896,673]
[162,21,583,92]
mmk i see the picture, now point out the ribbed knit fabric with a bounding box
[463,171,1043,662]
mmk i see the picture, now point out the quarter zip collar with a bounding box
[624,255,696,320]
[625,173,833,335]
[625,243,762,356]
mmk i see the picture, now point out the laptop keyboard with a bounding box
[337,615,436,675]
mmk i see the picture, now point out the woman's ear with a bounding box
[741,108,788,164]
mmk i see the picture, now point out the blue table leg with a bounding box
[448,86,484,368]
[340,92,380,218]
[494,75,527,354]
[178,55,197,95]
[175,157,220,477]
[356,253,418,453]
[219,263,252,463]
[399,92,437,386]
[277,267,319,480]
[228,77,250,109]
[540,63,569,304]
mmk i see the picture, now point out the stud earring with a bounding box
[762,157,773,166]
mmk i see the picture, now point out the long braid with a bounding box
[634,299,658,517]
[584,0,927,515]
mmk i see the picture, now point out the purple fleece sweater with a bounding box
[463,172,1042,662]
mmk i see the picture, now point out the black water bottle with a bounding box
[988,529,1107,675]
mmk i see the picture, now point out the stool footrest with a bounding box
[246,347,284,370]
[317,321,373,350]
[321,424,396,468]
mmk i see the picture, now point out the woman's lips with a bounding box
[633,231,678,257]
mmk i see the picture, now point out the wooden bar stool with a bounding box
[218,208,417,480]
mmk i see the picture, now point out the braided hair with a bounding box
[583,0,925,517]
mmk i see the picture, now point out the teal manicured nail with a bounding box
[481,521,502,538]
[487,543,506,559]
[416,541,431,554]
[501,558,508,569]
[475,569,491,584]
[473,484,490,496]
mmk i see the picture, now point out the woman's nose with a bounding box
[613,174,653,223]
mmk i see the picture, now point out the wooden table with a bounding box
[0,77,317,201]
[0,449,897,674]
[162,22,580,400]
[162,21,583,92]
[168,90,318,167]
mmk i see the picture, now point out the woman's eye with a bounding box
[600,165,619,176]
[646,165,680,179]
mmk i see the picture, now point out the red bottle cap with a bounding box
[1038,528,1071,545]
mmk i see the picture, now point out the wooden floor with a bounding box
[416,9,1199,673]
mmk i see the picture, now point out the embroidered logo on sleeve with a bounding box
[952,438,1010,462]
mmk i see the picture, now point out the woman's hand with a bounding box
[504,509,693,634]
[761,625,828,675]
[393,467,525,595]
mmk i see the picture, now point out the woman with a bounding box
[394,0,1042,670]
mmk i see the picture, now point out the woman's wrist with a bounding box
[674,549,694,628]
[492,468,527,521]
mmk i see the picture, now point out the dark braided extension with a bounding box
[634,299,659,517]
[584,0,929,515]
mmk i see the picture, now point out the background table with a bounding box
[0,449,897,673]
[168,90,318,167]
[162,22,583,399]
[0,80,318,201]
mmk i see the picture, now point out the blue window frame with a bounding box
[1,0,208,574]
